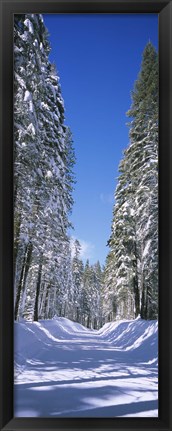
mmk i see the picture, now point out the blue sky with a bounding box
[43,14,158,266]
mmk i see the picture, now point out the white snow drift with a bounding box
[14,317,158,418]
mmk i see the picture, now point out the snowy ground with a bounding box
[14,317,158,417]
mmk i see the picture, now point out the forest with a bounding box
[14,14,158,329]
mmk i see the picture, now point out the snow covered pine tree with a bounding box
[14,14,75,321]
[104,42,158,321]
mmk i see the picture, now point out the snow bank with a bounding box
[14,316,158,374]
[98,318,158,361]
[14,317,93,376]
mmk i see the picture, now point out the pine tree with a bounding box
[71,240,84,322]
[104,42,158,321]
[126,42,158,319]
[102,252,116,322]
[14,14,75,321]
[92,261,103,328]
[82,260,93,328]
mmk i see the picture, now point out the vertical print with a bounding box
[14,13,158,417]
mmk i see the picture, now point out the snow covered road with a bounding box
[14,317,158,417]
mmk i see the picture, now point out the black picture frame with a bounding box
[0,0,172,430]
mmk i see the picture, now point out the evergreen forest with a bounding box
[14,14,158,328]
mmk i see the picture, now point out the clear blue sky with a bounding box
[43,14,158,266]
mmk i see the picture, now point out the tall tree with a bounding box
[104,42,158,320]
[14,14,75,321]
[71,240,84,322]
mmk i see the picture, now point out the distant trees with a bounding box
[82,259,103,329]
[103,42,158,321]
[70,240,103,328]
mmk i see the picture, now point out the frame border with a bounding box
[0,1,172,430]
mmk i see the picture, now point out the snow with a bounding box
[27,123,35,135]
[143,239,151,258]
[20,32,30,42]
[40,42,44,52]
[33,39,38,47]
[41,102,50,111]
[45,170,53,179]
[24,90,33,112]
[24,90,31,102]
[24,18,34,34]
[15,73,26,89]
[14,317,158,418]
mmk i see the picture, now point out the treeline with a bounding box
[71,240,103,328]
[14,14,158,326]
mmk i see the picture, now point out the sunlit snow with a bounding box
[45,170,53,179]
[14,317,158,418]
[24,18,34,34]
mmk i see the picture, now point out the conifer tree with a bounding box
[14,14,75,321]
[71,240,84,322]
[92,261,103,328]
[104,42,158,320]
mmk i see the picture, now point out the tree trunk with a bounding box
[14,255,26,321]
[14,241,32,320]
[145,285,149,319]
[141,278,147,319]
[22,242,33,293]
[76,306,79,322]
[133,241,140,317]
[133,273,140,317]
[87,315,90,328]
[13,211,21,280]
[33,255,43,321]
[39,283,45,318]
[43,284,51,319]
[20,242,33,315]
[94,318,97,329]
